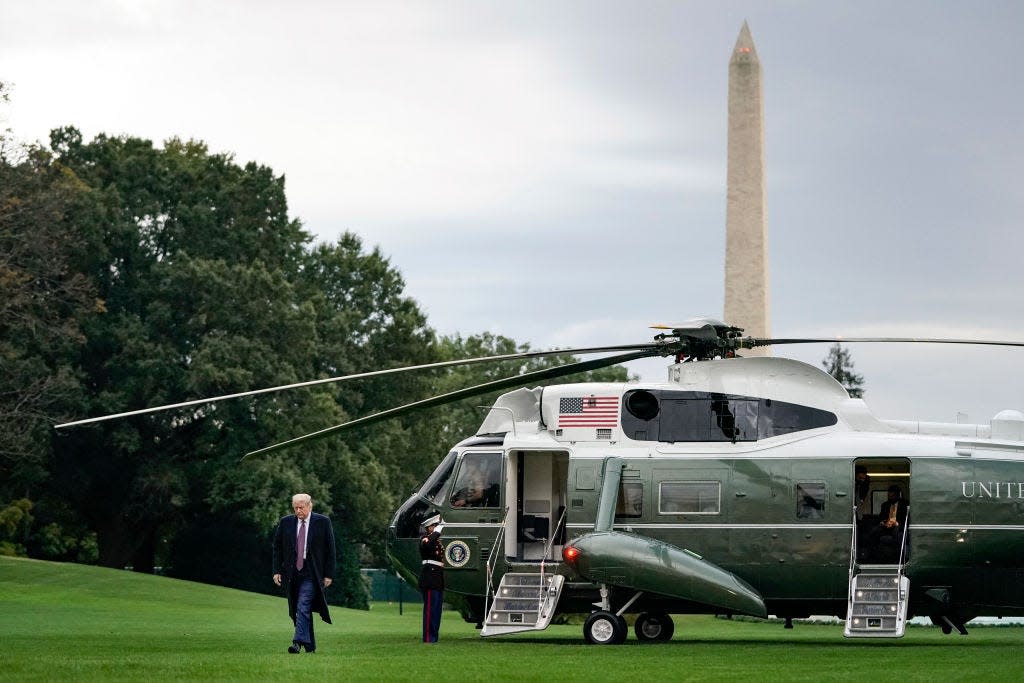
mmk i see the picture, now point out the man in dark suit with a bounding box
[867,485,909,562]
[273,493,336,653]
[878,485,909,529]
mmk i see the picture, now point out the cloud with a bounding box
[4,1,1023,423]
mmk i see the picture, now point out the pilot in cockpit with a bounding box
[450,458,500,508]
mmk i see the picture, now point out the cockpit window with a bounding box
[418,451,457,504]
[450,452,501,508]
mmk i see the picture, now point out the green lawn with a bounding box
[1,555,1023,681]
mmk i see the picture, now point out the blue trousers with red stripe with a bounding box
[421,589,443,642]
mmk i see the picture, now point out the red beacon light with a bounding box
[562,545,581,563]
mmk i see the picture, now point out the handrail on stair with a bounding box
[484,507,510,624]
[540,507,567,574]
[848,504,859,580]
[536,507,568,614]
[896,505,911,576]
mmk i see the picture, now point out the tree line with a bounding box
[0,117,625,606]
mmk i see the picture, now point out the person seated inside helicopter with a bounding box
[450,460,499,508]
[865,485,909,563]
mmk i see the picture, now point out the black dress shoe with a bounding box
[288,643,302,654]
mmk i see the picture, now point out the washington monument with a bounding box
[724,21,770,353]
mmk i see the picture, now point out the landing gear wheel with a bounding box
[930,615,953,635]
[584,610,627,645]
[634,612,675,642]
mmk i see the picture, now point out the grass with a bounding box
[2,556,1024,681]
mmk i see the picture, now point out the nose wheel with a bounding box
[583,610,627,644]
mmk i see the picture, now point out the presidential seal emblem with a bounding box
[445,540,471,568]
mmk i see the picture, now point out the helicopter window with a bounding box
[418,451,457,505]
[659,482,720,515]
[659,399,712,440]
[625,390,660,420]
[655,398,758,442]
[712,399,758,441]
[796,482,827,519]
[615,482,643,519]
[620,390,837,442]
[449,452,501,508]
[759,400,837,437]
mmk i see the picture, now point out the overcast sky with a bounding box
[3,1,1022,424]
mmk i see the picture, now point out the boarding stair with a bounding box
[481,507,567,637]
[481,572,565,636]
[844,506,910,638]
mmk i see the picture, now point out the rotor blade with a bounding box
[243,347,658,460]
[746,337,1024,349]
[54,342,660,429]
[650,317,730,331]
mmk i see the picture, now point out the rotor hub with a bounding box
[651,317,751,361]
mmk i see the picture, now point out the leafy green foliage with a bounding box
[0,499,32,556]
[0,120,103,562]
[3,124,633,607]
[0,138,95,483]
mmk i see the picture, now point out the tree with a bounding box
[41,129,335,576]
[0,107,97,559]
[8,123,635,608]
[822,343,865,398]
[195,234,439,575]
[35,128,442,606]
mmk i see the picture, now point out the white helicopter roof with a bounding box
[476,356,861,437]
[474,355,1024,447]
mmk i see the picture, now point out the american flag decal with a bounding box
[558,396,619,428]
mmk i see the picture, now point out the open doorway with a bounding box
[504,450,569,561]
[854,459,911,565]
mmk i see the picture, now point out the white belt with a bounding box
[422,559,444,567]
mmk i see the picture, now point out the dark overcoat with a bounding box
[272,511,336,624]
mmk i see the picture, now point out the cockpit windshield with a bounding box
[449,452,501,508]
[393,452,458,538]
[418,450,457,505]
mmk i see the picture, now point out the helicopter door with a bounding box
[853,458,911,565]
[509,450,569,561]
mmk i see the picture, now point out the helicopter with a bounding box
[59,318,1024,644]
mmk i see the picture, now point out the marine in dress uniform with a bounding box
[418,513,445,643]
